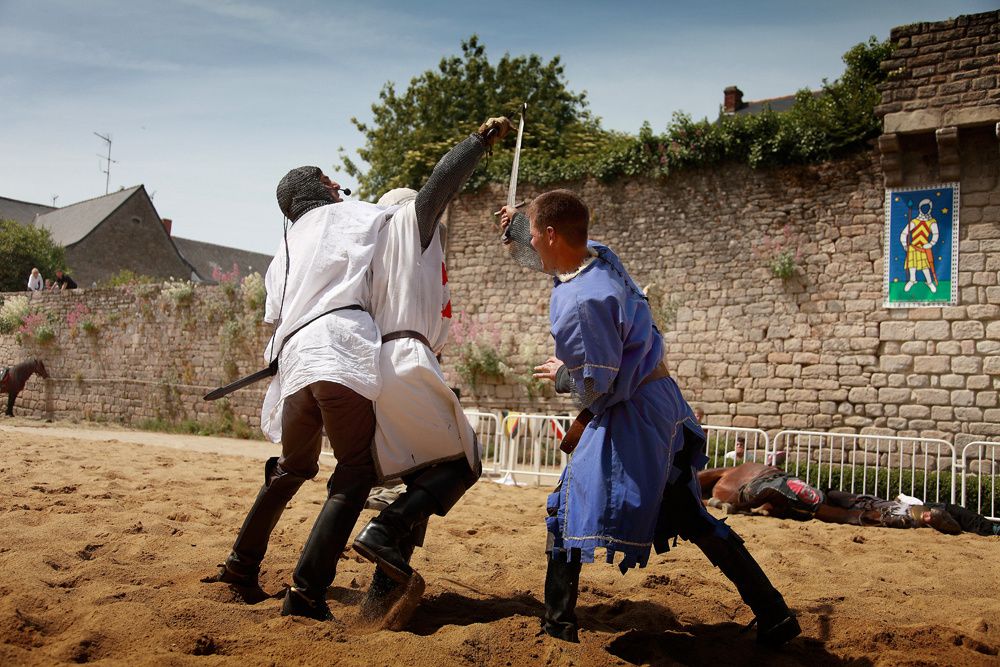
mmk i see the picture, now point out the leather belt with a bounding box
[382,329,432,349]
[558,360,670,454]
[640,360,670,386]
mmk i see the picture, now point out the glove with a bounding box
[478,116,512,146]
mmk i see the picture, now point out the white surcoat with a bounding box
[369,201,478,479]
[260,201,395,442]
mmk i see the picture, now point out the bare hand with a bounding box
[533,356,564,383]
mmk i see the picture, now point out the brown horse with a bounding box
[0,359,49,416]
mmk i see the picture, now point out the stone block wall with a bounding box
[442,136,998,449]
[0,285,271,432]
[876,10,1000,119]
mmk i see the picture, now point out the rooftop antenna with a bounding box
[94,132,118,195]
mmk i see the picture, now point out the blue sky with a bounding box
[1,0,995,256]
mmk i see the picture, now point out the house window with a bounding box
[131,216,141,224]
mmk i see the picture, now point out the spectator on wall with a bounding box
[26,268,43,292]
[54,270,78,290]
[694,407,705,424]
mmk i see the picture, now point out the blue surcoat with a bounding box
[546,242,706,572]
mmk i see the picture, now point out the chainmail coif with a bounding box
[276,166,335,222]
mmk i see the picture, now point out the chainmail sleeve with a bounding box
[414,133,488,251]
[554,365,603,408]
[503,212,546,273]
[572,376,607,410]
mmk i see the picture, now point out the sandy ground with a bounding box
[0,419,998,667]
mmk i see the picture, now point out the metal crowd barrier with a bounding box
[961,441,999,520]
[702,425,771,467]
[496,412,573,486]
[772,430,956,504]
[324,409,995,519]
[463,410,504,477]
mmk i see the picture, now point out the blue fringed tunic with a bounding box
[546,242,706,572]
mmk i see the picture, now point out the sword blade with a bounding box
[203,365,275,401]
[506,103,526,209]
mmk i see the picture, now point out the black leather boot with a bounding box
[541,551,581,643]
[691,529,800,647]
[354,461,470,583]
[354,488,440,582]
[281,469,373,619]
[210,457,307,588]
[358,527,421,620]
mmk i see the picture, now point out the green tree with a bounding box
[343,36,894,194]
[340,35,604,199]
[0,219,67,292]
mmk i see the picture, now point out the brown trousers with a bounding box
[277,380,376,481]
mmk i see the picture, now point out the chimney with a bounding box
[723,86,744,114]
[161,218,172,236]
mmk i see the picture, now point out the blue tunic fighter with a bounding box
[499,190,800,647]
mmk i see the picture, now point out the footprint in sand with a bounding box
[30,484,78,494]
[77,544,104,561]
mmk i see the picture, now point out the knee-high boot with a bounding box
[541,551,581,643]
[216,457,308,586]
[690,528,800,647]
[281,468,373,620]
[353,460,470,582]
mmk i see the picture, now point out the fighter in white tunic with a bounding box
[209,167,397,621]
[351,117,512,610]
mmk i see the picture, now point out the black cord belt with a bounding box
[203,304,364,401]
[382,329,432,349]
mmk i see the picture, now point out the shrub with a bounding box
[0,295,30,334]
[756,224,803,280]
[450,311,510,387]
[163,280,195,306]
[18,313,55,344]
[240,272,266,316]
[213,262,241,298]
[101,269,158,287]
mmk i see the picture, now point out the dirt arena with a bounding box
[0,420,997,666]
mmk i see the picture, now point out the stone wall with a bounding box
[0,285,271,433]
[441,142,997,449]
[877,10,999,120]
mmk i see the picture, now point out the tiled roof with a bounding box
[172,237,273,282]
[734,90,823,115]
[32,186,143,246]
[0,196,56,226]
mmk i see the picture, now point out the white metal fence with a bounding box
[703,425,771,467]
[961,441,1000,520]
[772,430,956,504]
[495,412,573,486]
[326,408,997,520]
[464,410,504,476]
